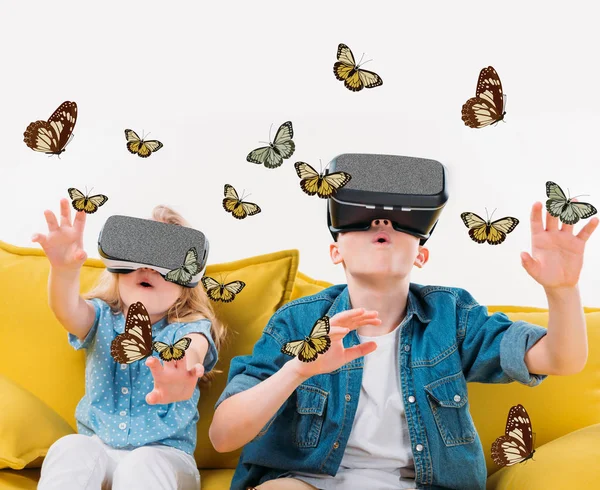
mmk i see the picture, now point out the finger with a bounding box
[31,233,48,247]
[328,326,350,340]
[576,217,599,242]
[330,308,366,323]
[192,363,204,378]
[146,356,162,375]
[545,208,559,232]
[530,202,544,234]
[60,198,72,228]
[74,249,88,262]
[520,252,541,279]
[73,208,87,239]
[344,341,377,363]
[146,389,161,405]
[44,209,59,233]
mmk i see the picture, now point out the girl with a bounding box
[33,199,227,490]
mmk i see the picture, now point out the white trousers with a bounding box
[38,434,200,490]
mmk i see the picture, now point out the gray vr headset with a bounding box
[326,153,449,245]
[98,215,209,288]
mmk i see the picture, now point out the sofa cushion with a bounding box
[486,423,600,489]
[0,376,74,470]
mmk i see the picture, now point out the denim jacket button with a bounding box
[416,444,424,452]
[345,394,351,402]
[453,394,461,402]
[333,442,340,449]
[408,396,416,403]
[403,344,411,352]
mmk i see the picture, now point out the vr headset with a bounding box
[98,215,209,288]
[326,153,449,245]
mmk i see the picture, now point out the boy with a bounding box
[209,177,597,489]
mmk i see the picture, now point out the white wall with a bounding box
[1,0,598,307]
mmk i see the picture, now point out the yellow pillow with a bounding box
[290,271,333,301]
[193,249,299,469]
[0,375,74,469]
[486,423,600,489]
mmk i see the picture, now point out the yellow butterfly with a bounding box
[152,337,192,362]
[281,316,331,363]
[461,210,519,245]
[124,129,163,158]
[68,188,108,214]
[294,161,352,199]
[201,276,246,303]
[222,184,261,219]
[334,43,383,92]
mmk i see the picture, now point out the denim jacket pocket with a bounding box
[424,372,476,446]
[293,384,328,448]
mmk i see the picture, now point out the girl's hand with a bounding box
[521,201,599,291]
[145,356,205,405]
[32,198,88,271]
[287,308,380,380]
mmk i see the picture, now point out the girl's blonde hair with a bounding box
[84,205,227,385]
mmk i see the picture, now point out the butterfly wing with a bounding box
[111,302,153,364]
[124,129,141,154]
[460,212,489,244]
[152,341,169,354]
[269,121,295,166]
[318,171,352,198]
[218,280,246,303]
[68,188,86,211]
[462,67,504,128]
[308,316,331,339]
[239,201,261,219]
[334,44,361,91]
[165,248,200,286]
[295,162,320,196]
[281,339,306,358]
[491,404,534,467]
[358,69,383,89]
[137,140,164,158]
[24,101,77,154]
[202,276,224,302]
[487,217,519,245]
[169,337,192,361]
[246,146,274,165]
[298,341,320,363]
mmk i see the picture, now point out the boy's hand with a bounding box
[32,198,88,271]
[521,201,599,290]
[145,356,204,405]
[287,308,380,380]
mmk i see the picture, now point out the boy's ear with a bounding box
[330,242,343,265]
[414,246,429,269]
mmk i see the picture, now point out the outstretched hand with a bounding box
[288,308,381,380]
[521,201,599,290]
[145,356,205,405]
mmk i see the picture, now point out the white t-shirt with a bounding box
[290,324,416,489]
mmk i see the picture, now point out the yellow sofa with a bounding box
[1,240,599,490]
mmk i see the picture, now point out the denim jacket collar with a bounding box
[325,284,432,326]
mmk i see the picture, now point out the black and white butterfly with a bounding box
[24,101,78,156]
[165,248,202,286]
[545,181,597,225]
[491,404,535,467]
[461,67,506,128]
[246,121,295,169]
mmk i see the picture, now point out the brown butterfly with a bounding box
[491,404,535,467]
[110,302,153,364]
[24,101,78,155]
[461,67,506,128]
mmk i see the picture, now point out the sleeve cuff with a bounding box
[176,320,218,372]
[500,320,548,386]
[214,373,261,410]
[67,299,101,350]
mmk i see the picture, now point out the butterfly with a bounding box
[110,301,153,364]
[460,210,519,245]
[165,247,202,286]
[246,121,295,169]
[545,181,597,225]
[124,129,163,158]
[294,161,352,199]
[68,188,108,214]
[333,43,383,92]
[152,337,192,362]
[281,316,331,363]
[23,101,78,156]
[491,404,535,467]
[201,276,246,303]
[222,184,261,219]
[461,66,506,128]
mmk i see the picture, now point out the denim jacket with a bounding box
[215,284,548,490]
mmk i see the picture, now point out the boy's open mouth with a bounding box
[373,232,391,244]
[138,281,154,288]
